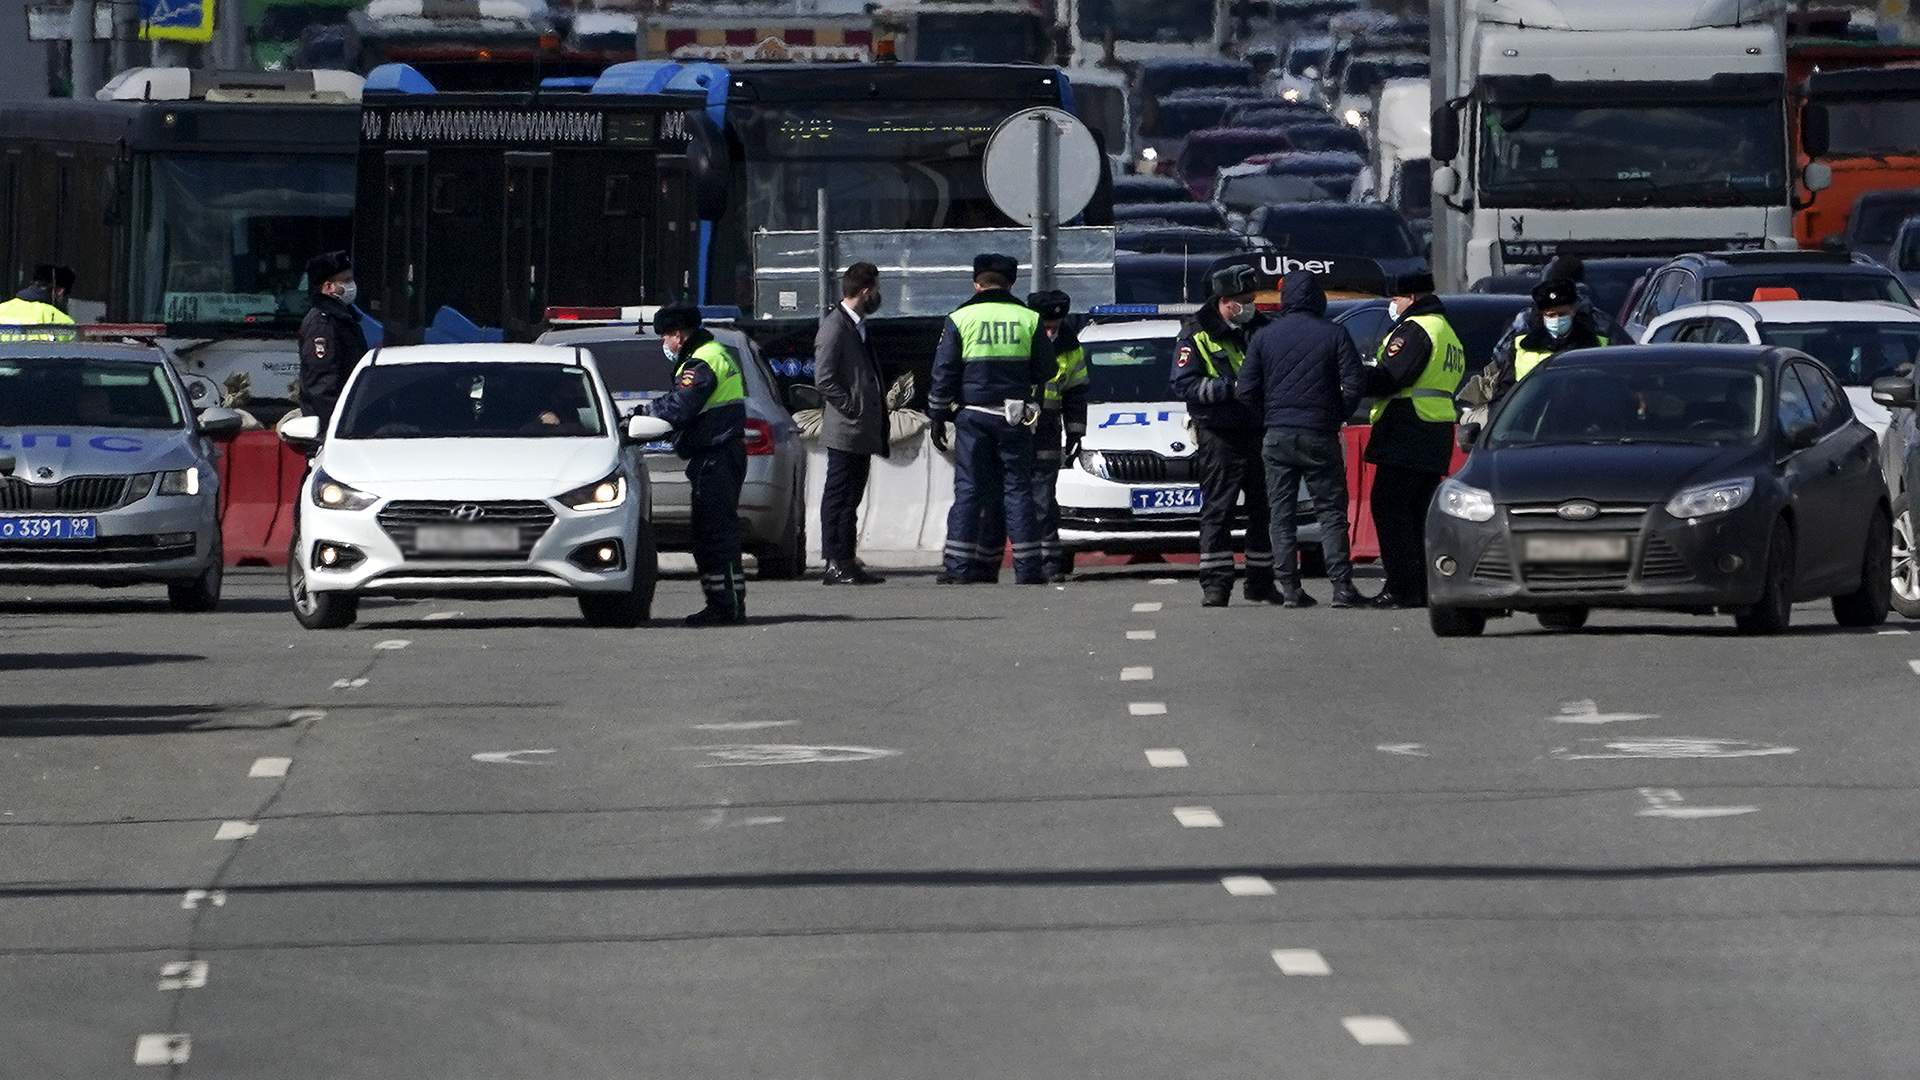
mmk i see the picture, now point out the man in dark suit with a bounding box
[813,261,889,585]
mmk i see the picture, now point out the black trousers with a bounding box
[1194,426,1273,591]
[688,442,747,613]
[1370,463,1443,604]
[821,448,872,563]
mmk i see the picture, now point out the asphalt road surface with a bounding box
[5,566,1920,1078]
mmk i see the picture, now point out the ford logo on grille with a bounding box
[1557,500,1600,521]
[448,504,485,522]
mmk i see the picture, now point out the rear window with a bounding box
[1705,272,1913,306]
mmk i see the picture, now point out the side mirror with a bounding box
[1430,103,1458,161]
[278,413,322,447]
[1871,374,1918,409]
[787,384,824,412]
[1431,164,1460,198]
[626,414,674,442]
[1456,421,1482,452]
[1803,161,1833,194]
[1784,420,1820,450]
[1801,103,1830,159]
[196,406,245,439]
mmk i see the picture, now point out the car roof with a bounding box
[1337,294,1532,315]
[1079,319,1185,342]
[1553,343,1782,369]
[1694,299,1920,324]
[0,342,170,363]
[370,343,592,366]
[535,324,751,347]
[1669,249,1890,273]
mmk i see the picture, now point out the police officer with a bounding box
[1364,272,1466,608]
[648,304,749,626]
[1171,264,1277,607]
[297,251,368,426]
[1027,289,1088,582]
[1461,277,1608,412]
[0,265,76,340]
[927,254,1054,586]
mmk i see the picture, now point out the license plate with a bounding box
[641,440,676,454]
[1130,487,1202,515]
[1524,535,1629,562]
[413,524,521,554]
[0,516,96,541]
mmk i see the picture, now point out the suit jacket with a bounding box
[813,303,889,457]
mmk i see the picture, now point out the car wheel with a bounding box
[1535,607,1588,631]
[1833,506,1893,628]
[579,525,657,627]
[1429,604,1486,638]
[167,538,224,613]
[1892,493,1920,619]
[288,530,357,630]
[1733,521,1794,636]
[756,488,806,580]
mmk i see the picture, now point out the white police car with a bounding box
[0,341,241,609]
[1059,306,1323,562]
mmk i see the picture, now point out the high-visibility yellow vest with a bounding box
[1370,312,1466,424]
[1042,343,1087,410]
[1189,329,1245,379]
[951,300,1041,363]
[0,296,74,342]
[1514,333,1609,382]
[682,338,745,411]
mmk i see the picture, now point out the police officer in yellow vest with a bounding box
[0,265,76,341]
[1363,272,1467,608]
[1467,276,1609,411]
[927,254,1054,585]
[649,303,749,626]
[1028,289,1088,581]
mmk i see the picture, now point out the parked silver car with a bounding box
[536,322,808,577]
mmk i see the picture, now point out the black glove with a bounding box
[930,419,951,453]
[1063,434,1083,460]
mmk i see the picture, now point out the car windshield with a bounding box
[336,362,607,439]
[1488,364,1764,447]
[1217,172,1349,209]
[1085,336,1177,402]
[1757,322,1920,386]
[130,153,356,327]
[1287,45,1329,77]
[1821,98,1920,157]
[1145,99,1236,138]
[1479,99,1786,209]
[0,357,184,429]
[1259,211,1414,257]
[1703,272,1913,306]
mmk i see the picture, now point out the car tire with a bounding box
[1429,604,1486,638]
[1892,493,1920,619]
[1734,521,1794,636]
[167,538,224,613]
[579,525,658,628]
[1833,506,1893,628]
[288,531,357,630]
[1535,607,1588,631]
[756,488,806,580]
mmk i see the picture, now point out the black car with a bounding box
[1112,202,1229,229]
[1428,344,1891,636]
[1623,249,1918,339]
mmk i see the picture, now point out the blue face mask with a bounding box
[1544,313,1574,338]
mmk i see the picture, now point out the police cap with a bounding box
[651,303,703,335]
[973,253,1019,284]
[1026,290,1071,320]
[1531,277,1579,310]
[305,251,353,291]
[1395,270,1435,296]
[52,266,75,291]
[1209,264,1260,301]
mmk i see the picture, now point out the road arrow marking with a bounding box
[1553,699,1659,724]
[471,749,557,765]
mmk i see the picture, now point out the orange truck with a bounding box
[1790,31,1920,247]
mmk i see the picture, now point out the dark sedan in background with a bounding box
[1427,345,1891,637]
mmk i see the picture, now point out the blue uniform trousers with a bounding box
[943,409,1043,582]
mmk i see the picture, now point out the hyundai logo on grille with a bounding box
[448,504,486,522]
[1170,441,1186,452]
[1557,500,1600,521]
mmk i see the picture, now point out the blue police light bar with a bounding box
[1089,303,1202,317]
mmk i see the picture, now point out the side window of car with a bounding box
[1776,365,1818,438]
[1648,271,1689,317]
[1707,319,1752,344]
[1901,225,1920,271]
[1796,361,1849,433]
[1647,319,1689,343]
[1340,308,1392,357]
[1673,272,1702,307]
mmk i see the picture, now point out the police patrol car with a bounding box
[0,337,242,609]
[1059,305,1323,561]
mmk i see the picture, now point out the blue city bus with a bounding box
[354,59,1113,343]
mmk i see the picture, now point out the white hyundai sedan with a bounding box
[279,343,668,629]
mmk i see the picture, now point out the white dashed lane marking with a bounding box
[374,639,411,651]
[1150,577,1178,584]
[1221,875,1275,896]
[133,1034,191,1066]
[1128,702,1167,716]
[248,757,291,779]
[423,611,464,621]
[1144,748,1188,768]
[157,961,208,991]
[1121,666,1154,681]
[213,821,257,841]
[1876,627,1909,635]
[1909,659,1920,675]
[1131,601,1164,613]
[330,677,369,690]
[1127,629,1157,640]
[1173,806,1222,828]
[180,890,225,910]
[1343,1016,1411,1046]
[1271,949,1331,976]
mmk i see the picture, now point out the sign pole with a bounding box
[816,187,836,315]
[1030,111,1057,294]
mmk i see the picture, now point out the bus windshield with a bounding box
[1079,0,1215,44]
[130,153,355,327]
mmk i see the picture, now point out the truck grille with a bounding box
[0,476,131,512]
[1100,452,1198,484]
[376,500,554,559]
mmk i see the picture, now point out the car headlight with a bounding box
[1664,477,1753,520]
[558,471,626,511]
[312,469,379,511]
[1343,108,1364,128]
[156,467,200,496]
[1437,477,1495,522]
[1076,449,1111,481]
[1283,88,1302,102]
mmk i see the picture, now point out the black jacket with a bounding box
[1465,306,1609,409]
[1170,301,1267,431]
[1235,272,1367,434]
[297,295,368,425]
[648,327,747,457]
[1364,293,1458,474]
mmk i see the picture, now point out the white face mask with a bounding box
[1225,301,1255,326]
[1388,297,1411,320]
[1544,313,1574,338]
[331,280,358,307]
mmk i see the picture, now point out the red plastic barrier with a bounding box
[1343,423,1471,562]
[215,430,306,567]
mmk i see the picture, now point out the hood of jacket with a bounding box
[1280,271,1327,318]
[1402,293,1448,320]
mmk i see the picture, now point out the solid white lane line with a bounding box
[1221,875,1275,896]
[1876,627,1910,635]
[1127,629,1157,640]
[1131,601,1164,613]
[287,708,327,723]
[133,1034,191,1065]
[1144,748,1189,768]
[180,890,225,910]
[213,821,257,841]
[374,639,411,651]
[157,960,208,991]
[1343,1016,1411,1046]
[1151,577,1178,585]
[1129,702,1168,716]
[248,757,291,779]
[693,720,797,730]
[1121,666,1154,681]
[1270,949,1330,976]
[1635,787,1758,819]
[1173,806,1223,828]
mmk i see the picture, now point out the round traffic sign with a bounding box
[983,106,1102,226]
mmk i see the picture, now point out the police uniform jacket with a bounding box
[927,288,1054,420]
[1170,300,1267,432]
[297,295,369,425]
[1365,294,1460,474]
[648,327,746,457]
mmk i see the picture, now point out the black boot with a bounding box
[849,560,887,585]
[1202,587,1231,608]
[1244,577,1283,604]
[685,601,745,627]
[1277,583,1318,608]
[1329,583,1367,608]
